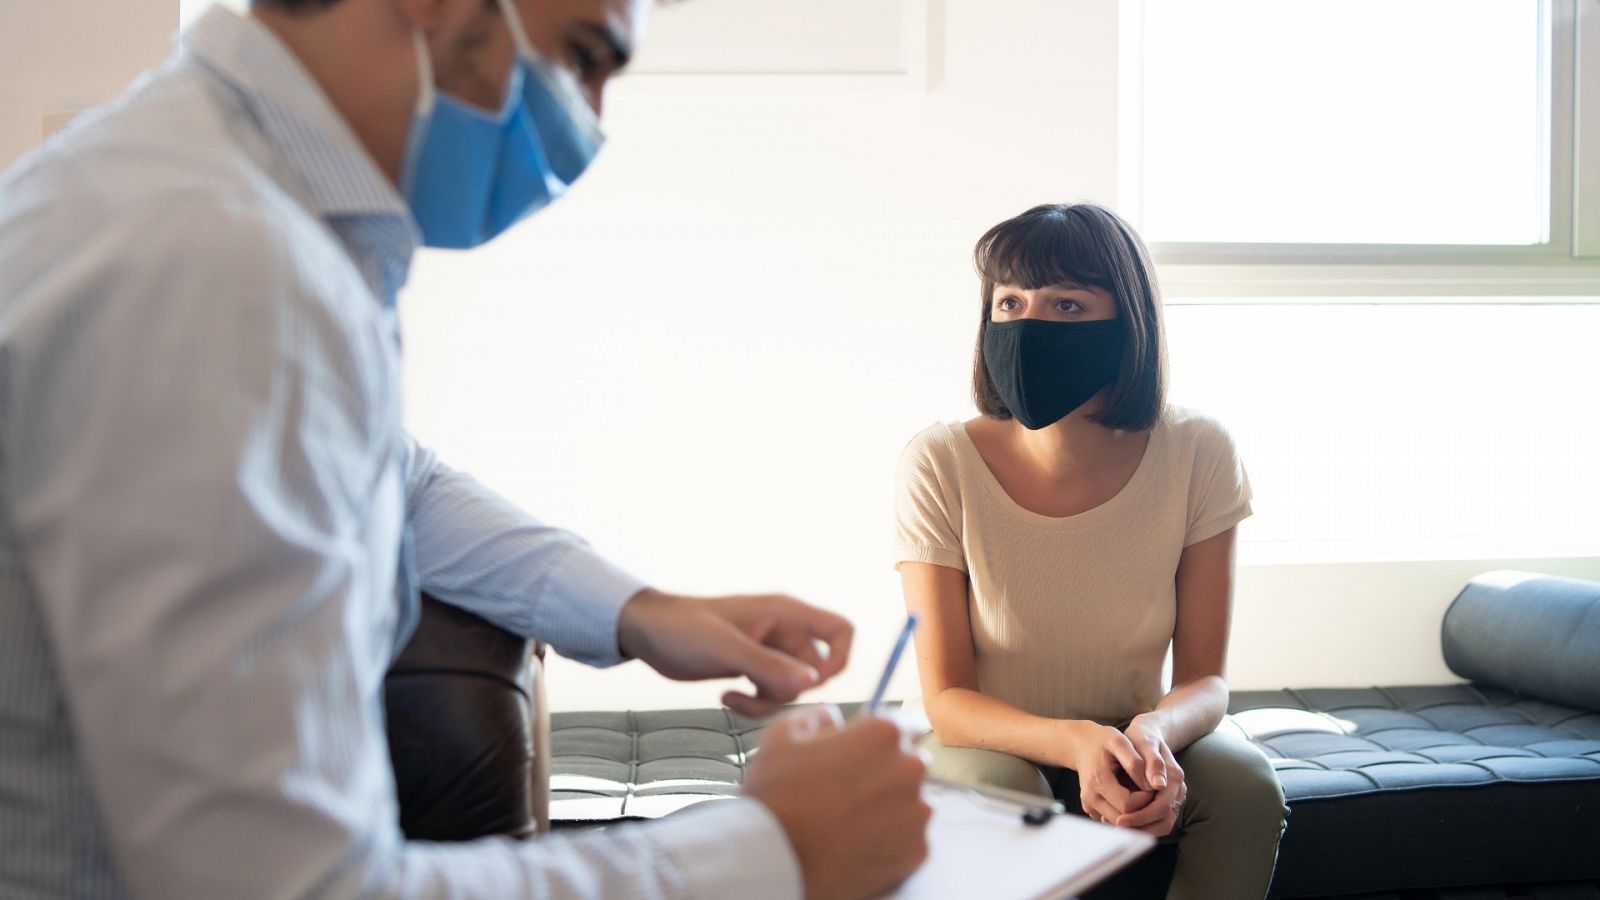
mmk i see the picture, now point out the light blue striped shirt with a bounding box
[0,8,800,898]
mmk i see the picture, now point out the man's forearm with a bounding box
[405,436,648,666]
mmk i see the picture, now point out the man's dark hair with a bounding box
[970,203,1168,432]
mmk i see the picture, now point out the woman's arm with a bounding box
[900,562,1137,772]
[900,561,1069,764]
[903,561,1152,823]
[1130,527,1237,754]
[1111,527,1237,834]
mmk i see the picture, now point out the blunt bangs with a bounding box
[970,203,1168,432]
[974,207,1119,295]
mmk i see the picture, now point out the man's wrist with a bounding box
[616,587,671,661]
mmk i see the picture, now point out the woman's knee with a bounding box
[920,734,1051,797]
[1179,730,1287,829]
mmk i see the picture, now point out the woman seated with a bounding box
[894,203,1288,899]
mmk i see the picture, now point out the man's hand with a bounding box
[744,707,932,900]
[617,589,854,717]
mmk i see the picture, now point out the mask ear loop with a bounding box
[400,30,437,201]
[411,29,437,120]
[494,0,540,64]
[493,0,604,148]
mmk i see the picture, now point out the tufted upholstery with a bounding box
[549,688,1600,896]
[1230,685,1600,799]
[548,706,805,822]
[1230,685,1600,897]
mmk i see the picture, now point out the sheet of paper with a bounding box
[889,784,1153,900]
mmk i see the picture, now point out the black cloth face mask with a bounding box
[983,318,1125,430]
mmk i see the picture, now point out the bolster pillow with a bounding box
[1442,571,1600,711]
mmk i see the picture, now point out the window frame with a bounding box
[1119,0,1600,298]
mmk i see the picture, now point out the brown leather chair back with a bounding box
[384,595,549,841]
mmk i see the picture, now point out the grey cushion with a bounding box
[1442,571,1600,711]
[548,708,769,821]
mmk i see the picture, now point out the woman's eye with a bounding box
[1056,299,1081,312]
[998,298,1019,311]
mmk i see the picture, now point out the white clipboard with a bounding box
[888,781,1155,900]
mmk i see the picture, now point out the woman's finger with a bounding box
[1124,790,1180,835]
[1133,814,1176,838]
[1115,777,1179,828]
[1082,776,1131,824]
[1082,790,1122,826]
[1106,733,1152,793]
[1160,741,1185,787]
[1088,759,1134,814]
[1144,738,1168,790]
[1121,789,1156,814]
[1115,800,1166,829]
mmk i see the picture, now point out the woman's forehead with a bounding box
[990,280,1107,295]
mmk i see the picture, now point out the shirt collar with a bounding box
[181,6,415,230]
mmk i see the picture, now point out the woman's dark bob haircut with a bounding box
[972,203,1167,432]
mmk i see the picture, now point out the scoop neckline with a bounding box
[950,415,1165,530]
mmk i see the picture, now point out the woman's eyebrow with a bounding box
[994,280,1089,296]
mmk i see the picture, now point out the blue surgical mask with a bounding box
[401,0,605,249]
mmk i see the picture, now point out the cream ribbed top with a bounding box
[892,406,1251,726]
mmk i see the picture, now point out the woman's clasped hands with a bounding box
[1065,717,1188,838]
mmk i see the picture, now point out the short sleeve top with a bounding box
[892,405,1251,724]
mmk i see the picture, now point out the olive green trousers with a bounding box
[922,727,1288,900]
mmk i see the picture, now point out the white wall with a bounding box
[402,0,1135,711]
[1229,556,1600,689]
[397,0,1600,711]
[5,1,1595,715]
[0,0,176,170]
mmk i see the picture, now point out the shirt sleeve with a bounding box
[1184,416,1254,547]
[6,200,801,900]
[404,438,648,667]
[892,428,967,571]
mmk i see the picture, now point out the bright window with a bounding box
[1165,301,1600,563]
[1123,0,1600,270]
[1137,0,1546,246]
[1127,1,1600,562]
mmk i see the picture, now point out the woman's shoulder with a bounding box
[1157,404,1241,460]
[897,420,969,478]
[901,419,965,453]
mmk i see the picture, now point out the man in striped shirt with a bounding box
[0,0,929,897]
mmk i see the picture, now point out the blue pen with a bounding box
[861,613,918,717]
